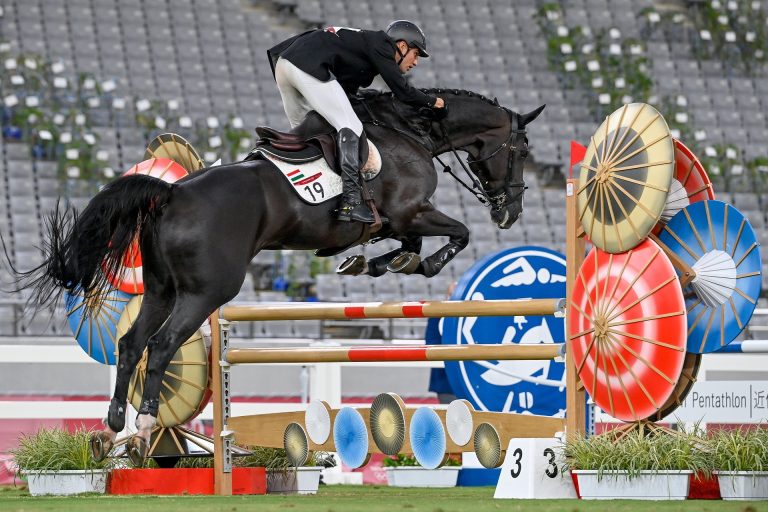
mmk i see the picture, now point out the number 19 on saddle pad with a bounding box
[259,151,342,204]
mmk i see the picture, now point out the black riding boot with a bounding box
[337,128,374,223]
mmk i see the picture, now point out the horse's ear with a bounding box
[493,97,500,106]
[520,104,546,126]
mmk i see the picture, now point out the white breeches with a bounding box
[274,58,364,136]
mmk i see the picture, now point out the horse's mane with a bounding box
[362,88,504,110]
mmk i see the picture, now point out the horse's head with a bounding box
[467,104,545,228]
[417,92,544,229]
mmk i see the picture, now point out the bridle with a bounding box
[357,95,529,211]
[434,108,529,211]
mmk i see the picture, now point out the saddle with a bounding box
[251,121,385,250]
[253,125,336,164]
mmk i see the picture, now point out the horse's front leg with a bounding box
[393,210,469,278]
[337,237,422,277]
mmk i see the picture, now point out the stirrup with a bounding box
[337,203,374,223]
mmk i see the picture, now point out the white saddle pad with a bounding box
[254,141,382,205]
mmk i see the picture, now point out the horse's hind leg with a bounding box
[128,294,215,466]
[90,292,173,461]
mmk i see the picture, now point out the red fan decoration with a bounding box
[569,238,687,421]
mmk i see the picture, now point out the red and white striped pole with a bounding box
[225,343,563,364]
[221,298,565,322]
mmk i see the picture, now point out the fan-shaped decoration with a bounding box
[106,158,189,294]
[446,400,474,447]
[657,139,715,228]
[333,407,369,469]
[569,238,687,421]
[578,103,675,253]
[473,423,504,469]
[650,353,702,422]
[118,296,211,427]
[409,407,447,469]
[284,422,310,467]
[658,200,762,353]
[305,400,332,445]
[369,393,406,455]
[144,133,205,172]
[64,288,132,365]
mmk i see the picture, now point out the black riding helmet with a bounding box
[386,20,429,58]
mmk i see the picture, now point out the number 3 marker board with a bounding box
[494,438,577,499]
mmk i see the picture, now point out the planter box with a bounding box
[108,467,266,495]
[573,470,692,500]
[715,471,768,500]
[267,467,322,494]
[385,467,461,488]
[23,469,109,496]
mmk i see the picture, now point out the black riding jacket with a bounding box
[268,27,437,108]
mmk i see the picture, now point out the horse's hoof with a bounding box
[387,252,421,274]
[127,436,150,467]
[337,255,367,275]
[89,431,114,462]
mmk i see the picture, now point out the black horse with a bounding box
[15,89,544,464]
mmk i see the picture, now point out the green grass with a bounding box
[2,485,768,512]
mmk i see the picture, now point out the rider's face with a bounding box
[396,42,420,73]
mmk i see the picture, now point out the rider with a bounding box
[267,20,445,223]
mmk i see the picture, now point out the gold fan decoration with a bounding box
[578,103,675,253]
[473,423,504,469]
[284,422,310,467]
[144,133,205,172]
[117,296,210,427]
[369,392,407,455]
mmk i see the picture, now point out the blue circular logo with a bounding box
[442,246,566,416]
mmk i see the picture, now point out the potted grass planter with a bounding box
[563,427,707,500]
[266,449,331,495]
[384,454,461,488]
[11,428,113,496]
[709,427,768,500]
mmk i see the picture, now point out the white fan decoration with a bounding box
[446,399,474,447]
[304,400,332,444]
[690,249,737,307]
[660,178,690,224]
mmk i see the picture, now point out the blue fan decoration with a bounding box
[333,407,369,468]
[409,407,447,469]
[64,288,133,365]
[658,200,762,353]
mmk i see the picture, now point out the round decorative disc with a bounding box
[409,407,447,470]
[305,400,332,445]
[656,139,715,229]
[369,393,406,455]
[106,158,189,294]
[650,352,702,422]
[473,423,504,469]
[569,238,688,421]
[333,407,369,469]
[284,422,310,467]
[446,400,474,447]
[119,296,211,427]
[144,133,204,173]
[578,103,675,253]
[64,288,133,365]
[658,200,762,353]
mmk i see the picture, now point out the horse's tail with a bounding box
[9,174,173,310]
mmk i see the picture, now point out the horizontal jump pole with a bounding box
[225,343,564,364]
[221,298,566,322]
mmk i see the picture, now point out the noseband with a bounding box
[435,110,528,211]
